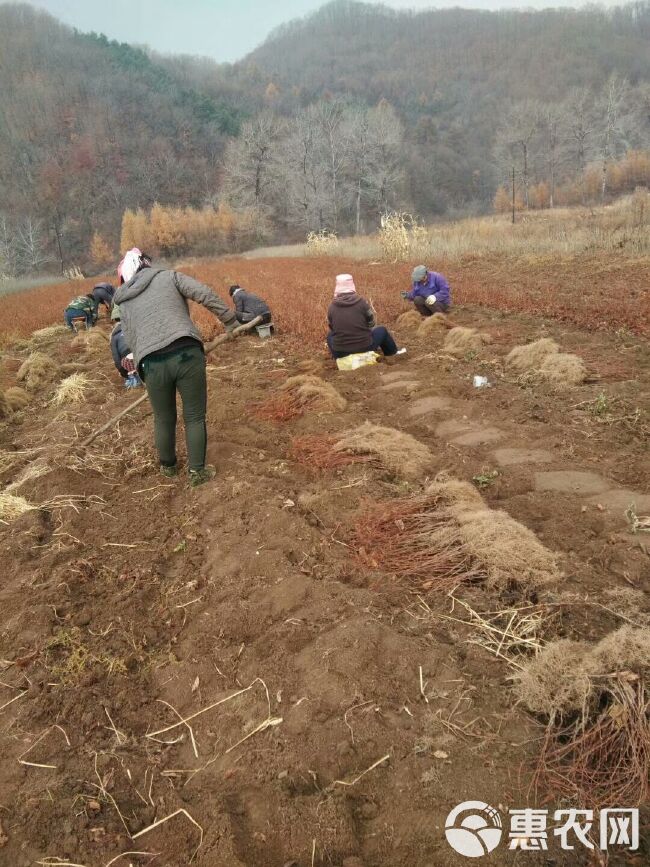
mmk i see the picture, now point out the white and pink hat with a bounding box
[117,248,143,285]
[334,274,356,296]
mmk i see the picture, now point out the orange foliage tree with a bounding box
[89,231,113,266]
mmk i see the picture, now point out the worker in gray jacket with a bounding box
[114,248,237,487]
[229,285,272,326]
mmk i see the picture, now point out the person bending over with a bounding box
[403,265,451,317]
[109,304,141,389]
[327,274,398,359]
[114,248,237,487]
[63,293,99,330]
[92,282,115,314]
[229,285,272,326]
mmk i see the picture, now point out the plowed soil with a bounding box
[0,259,649,866]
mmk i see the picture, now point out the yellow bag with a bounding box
[336,351,380,371]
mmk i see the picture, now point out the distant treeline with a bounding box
[1,1,649,274]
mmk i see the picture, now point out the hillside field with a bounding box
[0,243,648,865]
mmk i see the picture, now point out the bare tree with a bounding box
[596,74,631,201]
[538,103,567,208]
[313,98,350,231]
[494,101,541,208]
[17,217,51,272]
[563,89,597,203]
[0,214,19,276]
[221,114,285,215]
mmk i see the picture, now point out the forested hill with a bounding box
[221,0,650,218]
[0,3,241,272]
[1,0,649,274]
[245,1,650,108]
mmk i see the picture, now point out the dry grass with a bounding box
[51,373,90,406]
[354,478,558,593]
[0,490,34,522]
[306,229,339,256]
[538,352,587,386]
[31,325,69,341]
[4,387,29,411]
[281,374,347,413]
[334,422,433,480]
[506,338,559,372]
[16,352,59,391]
[379,212,429,262]
[442,326,486,356]
[70,330,109,352]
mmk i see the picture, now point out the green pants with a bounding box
[142,346,207,472]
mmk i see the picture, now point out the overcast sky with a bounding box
[23,0,621,62]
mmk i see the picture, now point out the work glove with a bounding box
[224,320,237,339]
[125,373,142,389]
[425,294,438,307]
[400,291,409,299]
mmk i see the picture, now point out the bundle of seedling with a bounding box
[353,477,558,593]
[516,626,650,808]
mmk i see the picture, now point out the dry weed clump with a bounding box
[506,337,559,372]
[442,326,486,356]
[31,324,68,341]
[16,352,59,391]
[417,313,450,339]
[306,229,339,256]
[51,373,90,406]
[289,435,371,471]
[4,387,29,411]
[396,310,423,330]
[379,212,430,262]
[0,490,34,522]
[354,478,558,593]
[517,626,650,808]
[70,330,108,352]
[334,422,433,480]
[538,352,587,386]
[281,374,347,413]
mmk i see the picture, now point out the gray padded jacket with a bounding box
[114,268,236,365]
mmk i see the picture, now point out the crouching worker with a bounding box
[63,293,99,330]
[92,282,115,315]
[229,285,272,327]
[327,274,398,359]
[403,265,451,316]
[109,304,141,389]
[114,248,238,487]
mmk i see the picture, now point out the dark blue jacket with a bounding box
[110,322,130,377]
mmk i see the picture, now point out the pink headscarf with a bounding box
[334,274,356,297]
[118,248,143,285]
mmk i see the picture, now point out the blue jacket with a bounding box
[407,272,451,306]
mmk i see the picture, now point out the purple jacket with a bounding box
[408,271,451,306]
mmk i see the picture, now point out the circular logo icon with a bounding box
[445,801,503,858]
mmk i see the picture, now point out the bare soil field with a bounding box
[0,254,648,866]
